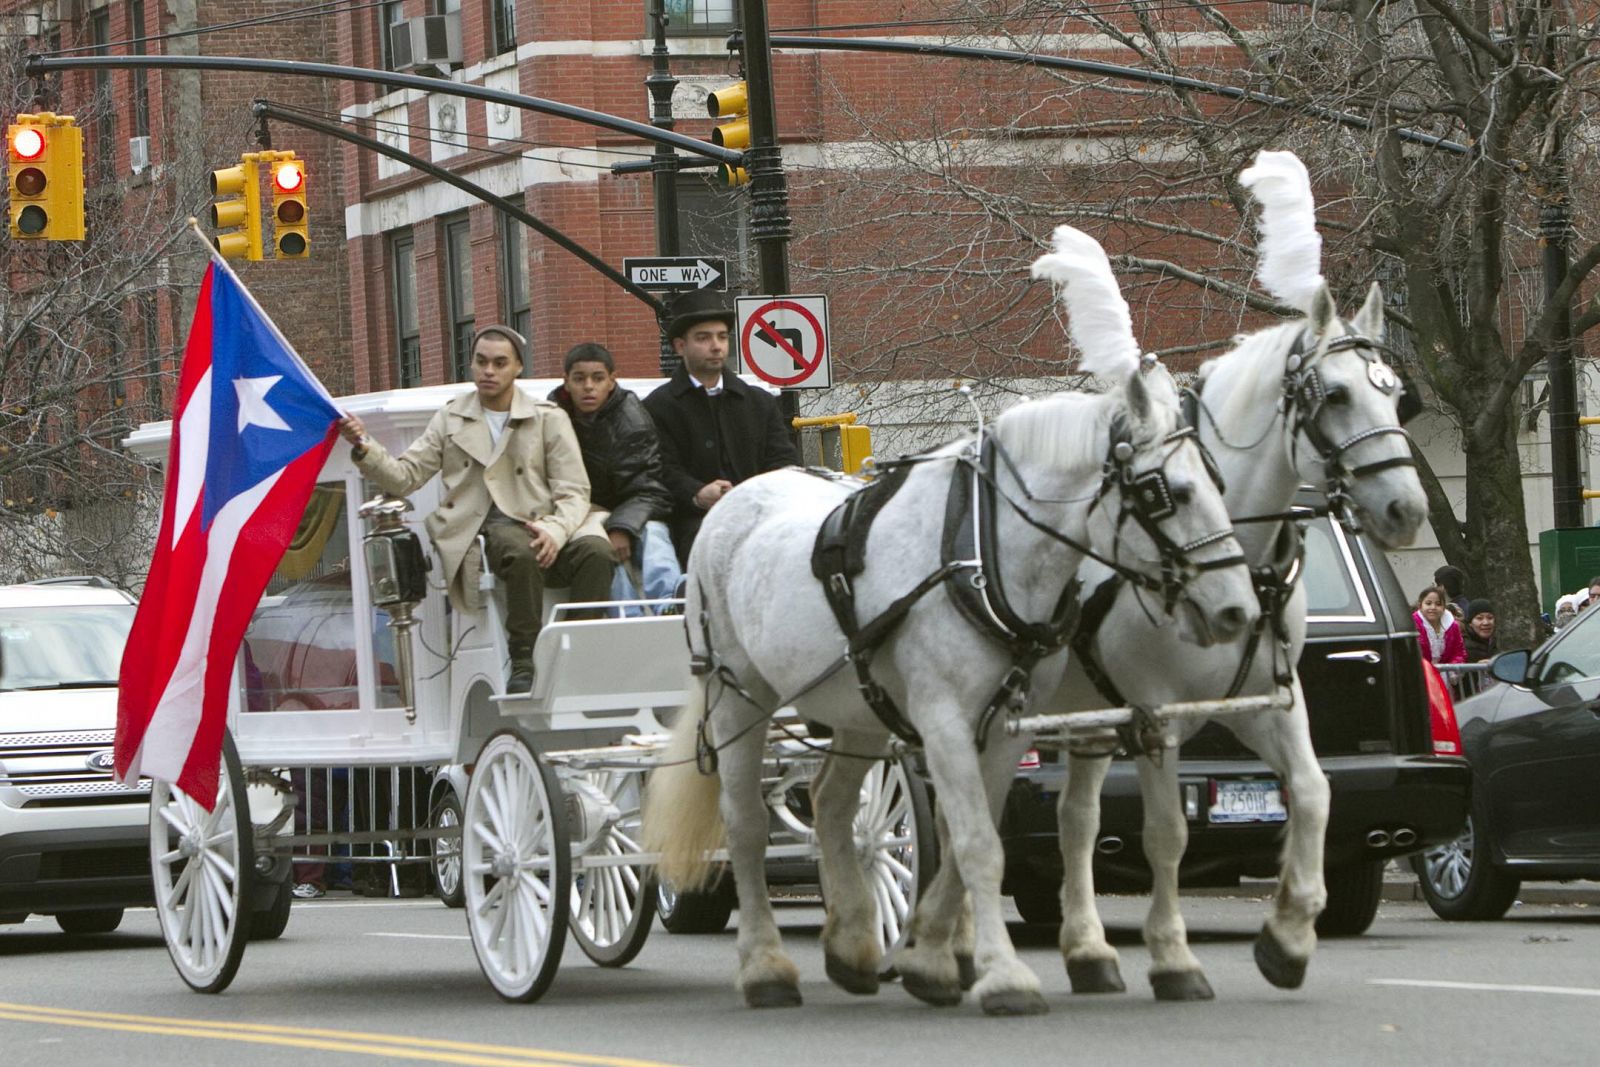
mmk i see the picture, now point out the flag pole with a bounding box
[183,217,338,408]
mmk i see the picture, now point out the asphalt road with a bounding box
[2,891,1596,1066]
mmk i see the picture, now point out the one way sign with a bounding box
[624,256,727,292]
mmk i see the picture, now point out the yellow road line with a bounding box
[0,1003,685,1067]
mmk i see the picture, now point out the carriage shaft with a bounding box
[1010,693,1291,742]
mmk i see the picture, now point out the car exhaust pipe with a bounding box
[1391,826,1417,848]
[1096,836,1125,855]
[1366,828,1391,848]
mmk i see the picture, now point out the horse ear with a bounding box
[1308,281,1336,335]
[1126,364,1152,422]
[1353,281,1386,341]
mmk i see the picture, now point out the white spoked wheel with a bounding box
[149,730,252,993]
[569,768,656,967]
[856,758,934,958]
[463,729,570,1002]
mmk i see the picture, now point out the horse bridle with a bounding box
[1283,328,1416,532]
[1088,421,1247,614]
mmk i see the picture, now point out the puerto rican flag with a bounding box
[116,257,341,805]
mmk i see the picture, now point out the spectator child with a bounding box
[1413,585,1466,664]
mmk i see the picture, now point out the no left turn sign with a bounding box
[735,294,831,390]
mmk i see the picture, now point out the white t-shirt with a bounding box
[484,409,510,447]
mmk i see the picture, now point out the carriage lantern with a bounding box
[359,494,427,722]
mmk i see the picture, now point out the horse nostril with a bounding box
[1216,605,1250,637]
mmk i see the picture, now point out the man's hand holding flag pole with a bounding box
[115,220,344,808]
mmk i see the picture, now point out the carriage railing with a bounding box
[1435,662,1492,702]
[256,764,440,890]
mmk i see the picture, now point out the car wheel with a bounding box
[1010,877,1061,926]
[430,788,465,909]
[1409,811,1520,921]
[55,908,123,935]
[1316,859,1383,937]
[248,878,293,941]
[657,874,735,934]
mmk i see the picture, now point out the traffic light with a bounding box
[210,159,262,260]
[270,159,309,259]
[706,82,750,187]
[7,113,85,241]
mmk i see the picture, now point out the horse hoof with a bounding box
[825,953,880,996]
[878,964,900,983]
[901,971,963,1007]
[980,989,1050,1016]
[956,953,978,991]
[1067,957,1126,995]
[743,980,803,1008]
[1253,928,1308,990]
[1151,970,1215,1001]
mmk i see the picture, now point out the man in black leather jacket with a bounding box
[549,343,680,601]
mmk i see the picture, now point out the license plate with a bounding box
[1209,779,1287,824]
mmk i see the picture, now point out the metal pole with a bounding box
[1542,121,1581,528]
[253,101,666,316]
[736,0,799,429]
[647,0,683,376]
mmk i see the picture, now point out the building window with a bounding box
[492,0,517,54]
[90,8,115,180]
[663,0,736,34]
[498,204,531,345]
[130,0,150,139]
[380,1,407,72]
[390,231,420,387]
[444,215,476,382]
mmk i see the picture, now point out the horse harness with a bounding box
[809,421,1244,750]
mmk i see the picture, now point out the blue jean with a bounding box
[608,520,684,614]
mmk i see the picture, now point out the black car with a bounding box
[1411,607,1600,919]
[1000,505,1472,936]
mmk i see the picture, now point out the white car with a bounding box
[0,580,150,933]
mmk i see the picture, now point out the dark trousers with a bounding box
[481,521,615,657]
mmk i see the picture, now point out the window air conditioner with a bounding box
[128,135,150,175]
[390,13,463,73]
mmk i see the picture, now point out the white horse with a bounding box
[644,232,1259,1015]
[1042,151,1429,1000]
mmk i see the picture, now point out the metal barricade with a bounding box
[272,764,437,895]
[1436,662,1492,702]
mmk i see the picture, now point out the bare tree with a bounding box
[0,41,237,588]
[785,0,1600,645]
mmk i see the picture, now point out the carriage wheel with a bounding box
[568,768,657,967]
[463,729,570,1002]
[857,758,934,958]
[149,729,253,994]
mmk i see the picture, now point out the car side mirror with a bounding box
[1488,649,1531,686]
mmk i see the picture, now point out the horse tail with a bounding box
[643,673,725,891]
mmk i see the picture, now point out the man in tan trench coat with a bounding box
[337,326,613,692]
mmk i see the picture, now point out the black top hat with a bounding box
[666,289,736,341]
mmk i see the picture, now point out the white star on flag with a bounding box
[235,374,291,433]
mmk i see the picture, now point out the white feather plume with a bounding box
[1029,225,1140,382]
[1238,150,1324,314]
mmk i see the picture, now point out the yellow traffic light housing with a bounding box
[717,163,750,187]
[270,159,309,259]
[7,113,85,241]
[210,159,262,260]
[707,81,750,150]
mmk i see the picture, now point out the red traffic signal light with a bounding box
[270,159,309,258]
[11,127,45,160]
[8,114,84,241]
[272,161,304,195]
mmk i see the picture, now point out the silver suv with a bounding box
[0,581,151,934]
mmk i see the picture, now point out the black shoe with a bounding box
[506,664,534,693]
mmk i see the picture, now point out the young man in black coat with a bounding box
[549,342,680,600]
[642,290,799,565]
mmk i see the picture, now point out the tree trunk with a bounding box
[1462,413,1542,649]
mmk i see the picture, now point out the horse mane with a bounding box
[1198,319,1303,428]
[992,378,1176,472]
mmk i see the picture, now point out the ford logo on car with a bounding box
[85,750,117,772]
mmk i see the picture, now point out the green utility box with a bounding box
[1537,527,1600,614]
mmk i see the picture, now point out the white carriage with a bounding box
[123,379,933,1001]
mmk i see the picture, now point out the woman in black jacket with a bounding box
[549,343,680,600]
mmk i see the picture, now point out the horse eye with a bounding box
[1171,484,1193,505]
[1326,385,1351,405]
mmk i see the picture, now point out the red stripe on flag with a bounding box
[173,428,339,804]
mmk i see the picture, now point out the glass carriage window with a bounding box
[242,483,402,712]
